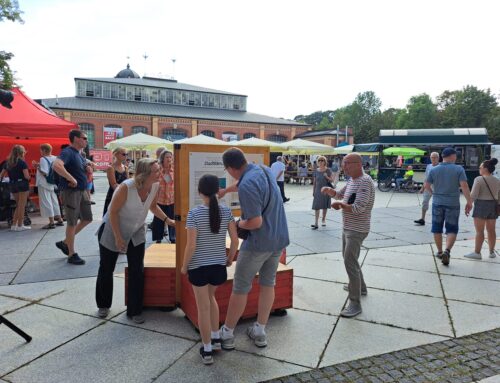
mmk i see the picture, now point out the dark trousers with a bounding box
[277,181,287,201]
[96,225,145,316]
[152,203,175,243]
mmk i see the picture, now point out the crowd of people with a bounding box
[1,133,499,365]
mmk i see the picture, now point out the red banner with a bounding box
[90,149,113,170]
[103,130,117,147]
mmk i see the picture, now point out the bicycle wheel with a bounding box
[378,177,392,192]
[405,180,418,193]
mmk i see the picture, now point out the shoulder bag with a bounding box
[482,176,500,216]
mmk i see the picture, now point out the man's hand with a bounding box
[465,201,473,217]
[218,188,227,198]
[321,186,336,197]
[68,177,78,188]
[331,201,343,210]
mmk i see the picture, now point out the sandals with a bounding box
[42,223,56,229]
[311,224,319,230]
[55,221,64,226]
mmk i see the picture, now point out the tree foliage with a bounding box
[0,0,23,89]
[296,86,500,144]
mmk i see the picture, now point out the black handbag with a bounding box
[482,176,500,216]
[236,165,273,240]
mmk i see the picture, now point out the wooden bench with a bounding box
[125,243,176,308]
[226,237,287,264]
[181,262,293,329]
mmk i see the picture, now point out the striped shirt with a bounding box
[186,204,234,270]
[335,174,375,233]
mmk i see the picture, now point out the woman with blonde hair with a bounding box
[34,143,64,229]
[102,146,128,216]
[152,149,175,243]
[0,145,31,231]
[465,158,500,259]
[95,158,175,324]
[311,155,334,229]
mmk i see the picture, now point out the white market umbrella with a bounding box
[235,137,285,152]
[281,138,336,155]
[333,144,354,155]
[176,134,231,145]
[105,132,173,151]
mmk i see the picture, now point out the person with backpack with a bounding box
[181,174,238,365]
[34,143,64,229]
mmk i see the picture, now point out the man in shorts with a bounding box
[53,129,93,265]
[220,148,289,349]
[425,147,472,266]
[414,152,440,225]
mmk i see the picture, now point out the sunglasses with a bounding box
[80,136,88,140]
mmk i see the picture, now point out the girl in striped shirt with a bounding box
[181,174,238,365]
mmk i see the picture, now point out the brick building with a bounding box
[41,65,309,149]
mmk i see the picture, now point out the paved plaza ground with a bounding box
[1,174,499,383]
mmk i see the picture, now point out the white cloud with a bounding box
[3,0,500,118]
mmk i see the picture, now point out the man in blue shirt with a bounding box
[220,148,289,350]
[53,129,94,265]
[425,147,472,266]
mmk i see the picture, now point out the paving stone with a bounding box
[361,264,443,297]
[438,258,500,281]
[363,248,437,272]
[0,272,15,286]
[355,289,453,337]
[233,309,336,368]
[441,274,500,307]
[288,255,349,283]
[5,321,194,383]
[320,318,447,366]
[0,252,30,273]
[293,277,347,316]
[0,304,102,376]
[111,308,200,341]
[0,295,30,315]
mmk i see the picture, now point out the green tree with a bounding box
[294,110,335,130]
[485,106,500,144]
[0,0,24,89]
[437,85,497,128]
[396,94,439,130]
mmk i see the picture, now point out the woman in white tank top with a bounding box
[95,158,175,324]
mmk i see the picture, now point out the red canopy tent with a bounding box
[0,87,77,166]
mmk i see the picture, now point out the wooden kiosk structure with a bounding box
[126,143,293,328]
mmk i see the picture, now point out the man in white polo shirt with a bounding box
[271,156,289,203]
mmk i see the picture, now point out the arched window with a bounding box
[200,130,215,137]
[267,134,287,143]
[162,128,187,141]
[132,126,148,134]
[243,132,256,139]
[78,123,95,148]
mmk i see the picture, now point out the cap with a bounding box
[442,147,457,157]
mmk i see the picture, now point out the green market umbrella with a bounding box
[383,147,425,157]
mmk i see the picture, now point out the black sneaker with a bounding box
[56,241,69,255]
[67,253,85,265]
[414,219,425,225]
[211,338,222,351]
[199,347,213,365]
[442,249,450,266]
[436,252,443,259]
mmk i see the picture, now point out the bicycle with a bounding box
[378,175,418,193]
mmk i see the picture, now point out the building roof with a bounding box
[115,64,140,79]
[379,128,491,145]
[294,129,348,138]
[76,76,247,97]
[41,96,308,127]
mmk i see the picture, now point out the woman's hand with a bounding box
[181,264,188,275]
[115,236,127,253]
[226,254,234,267]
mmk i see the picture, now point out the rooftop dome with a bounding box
[115,64,140,79]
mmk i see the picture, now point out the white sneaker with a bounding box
[10,226,18,231]
[17,225,31,231]
[490,250,498,258]
[464,252,481,260]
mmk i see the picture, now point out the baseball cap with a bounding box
[441,147,457,157]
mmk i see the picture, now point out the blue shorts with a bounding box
[431,204,460,234]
